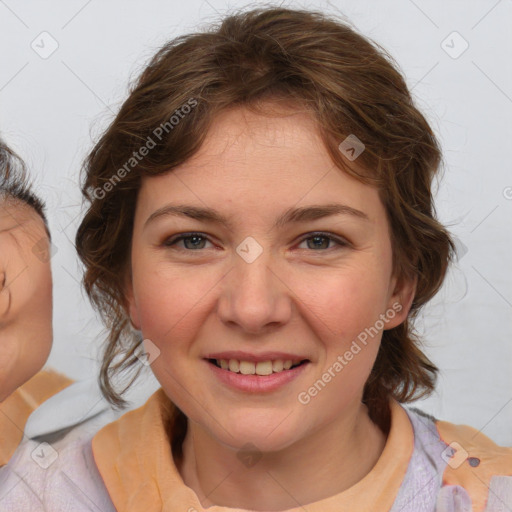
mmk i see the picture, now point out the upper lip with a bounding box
[204,351,310,363]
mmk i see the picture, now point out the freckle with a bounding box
[468,457,480,467]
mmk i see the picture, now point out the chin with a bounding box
[211,410,304,453]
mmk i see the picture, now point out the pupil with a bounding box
[185,236,204,249]
[310,236,328,249]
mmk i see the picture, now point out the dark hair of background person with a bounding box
[0,138,49,237]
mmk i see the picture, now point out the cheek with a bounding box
[25,260,53,322]
[17,261,53,367]
[298,265,390,338]
[132,267,213,346]
[294,272,386,411]
[293,265,389,395]
[0,285,9,317]
[0,337,20,385]
[0,265,52,401]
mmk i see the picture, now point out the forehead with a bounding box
[189,105,324,167]
[137,105,384,224]
[0,196,47,238]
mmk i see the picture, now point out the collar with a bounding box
[23,376,114,440]
[92,389,414,512]
[0,369,73,466]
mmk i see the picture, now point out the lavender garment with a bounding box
[1,405,511,511]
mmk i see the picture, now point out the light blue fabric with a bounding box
[0,378,121,511]
[24,378,113,440]
[1,402,511,511]
[485,476,512,511]
[390,406,450,511]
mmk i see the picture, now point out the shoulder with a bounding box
[0,428,116,511]
[0,368,73,466]
[392,404,512,512]
[24,375,114,439]
[434,415,512,511]
[0,378,123,511]
[18,368,73,397]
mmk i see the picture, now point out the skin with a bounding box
[126,104,416,510]
[0,198,53,403]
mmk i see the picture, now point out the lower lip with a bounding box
[206,360,310,393]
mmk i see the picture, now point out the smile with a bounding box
[209,358,307,375]
[205,358,310,393]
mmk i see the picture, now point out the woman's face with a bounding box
[127,105,415,451]
[0,199,53,402]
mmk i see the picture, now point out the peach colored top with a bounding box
[0,369,73,466]
[92,388,414,512]
[2,387,511,510]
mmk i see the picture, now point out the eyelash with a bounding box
[162,231,349,253]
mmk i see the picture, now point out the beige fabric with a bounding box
[0,369,73,466]
[436,419,512,512]
[92,388,414,512]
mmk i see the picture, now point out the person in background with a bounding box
[0,138,72,466]
[0,138,116,472]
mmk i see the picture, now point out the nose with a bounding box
[216,249,292,335]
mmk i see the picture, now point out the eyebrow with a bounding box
[144,203,370,231]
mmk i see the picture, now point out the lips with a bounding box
[206,357,310,392]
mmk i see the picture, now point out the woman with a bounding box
[2,7,511,511]
[0,139,72,466]
[0,139,115,476]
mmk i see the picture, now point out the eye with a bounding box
[297,232,349,251]
[162,232,214,251]
[162,231,349,253]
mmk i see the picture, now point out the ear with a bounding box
[384,273,417,330]
[124,274,141,331]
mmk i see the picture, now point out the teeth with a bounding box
[240,361,255,375]
[217,358,303,375]
[228,359,240,372]
[272,360,284,372]
[256,361,273,375]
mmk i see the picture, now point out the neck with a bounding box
[177,401,388,511]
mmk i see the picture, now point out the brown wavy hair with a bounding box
[75,6,455,445]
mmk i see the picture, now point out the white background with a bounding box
[1,0,511,445]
